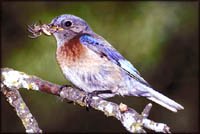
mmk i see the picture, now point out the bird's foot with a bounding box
[82,90,112,111]
[59,84,73,103]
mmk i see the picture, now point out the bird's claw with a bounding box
[59,84,74,103]
[82,90,112,111]
[82,93,93,111]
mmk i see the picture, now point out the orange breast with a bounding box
[56,36,86,66]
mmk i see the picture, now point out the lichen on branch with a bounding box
[1,68,171,133]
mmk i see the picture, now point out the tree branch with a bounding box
[1,68,171,133]
[1,84,42,133]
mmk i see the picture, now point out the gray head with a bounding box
[49,14,93,46]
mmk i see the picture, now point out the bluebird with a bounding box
[29,14,184,112]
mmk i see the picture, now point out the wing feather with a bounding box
[80,34,151,87]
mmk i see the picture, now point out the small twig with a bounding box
[142,103,152,118]
[1,68,171,133]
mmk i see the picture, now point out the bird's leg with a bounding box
[83,90,113,111]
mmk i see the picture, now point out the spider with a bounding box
[27,21,52,38]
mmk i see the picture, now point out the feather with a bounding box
[80,34,150,87]
[79,34,184,112]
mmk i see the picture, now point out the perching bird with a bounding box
[33,14,184,112]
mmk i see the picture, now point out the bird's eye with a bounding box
[63,20,72,28]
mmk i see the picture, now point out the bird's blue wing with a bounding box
[80,34,150,87]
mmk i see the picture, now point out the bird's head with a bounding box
[28,14,93,47]
[48,14,92,46]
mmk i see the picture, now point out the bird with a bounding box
[39,14,184,112]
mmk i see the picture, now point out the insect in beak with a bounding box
[27,21,64,38]
[27,21,54,38]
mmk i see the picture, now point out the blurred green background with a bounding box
[1,1,199,133]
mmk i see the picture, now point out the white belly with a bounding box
[57,45,128,97]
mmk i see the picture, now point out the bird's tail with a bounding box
[145,87,184,112]
[130,84,184,112]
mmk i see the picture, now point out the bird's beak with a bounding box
[51,26,64,31]
[48,24,64,33]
